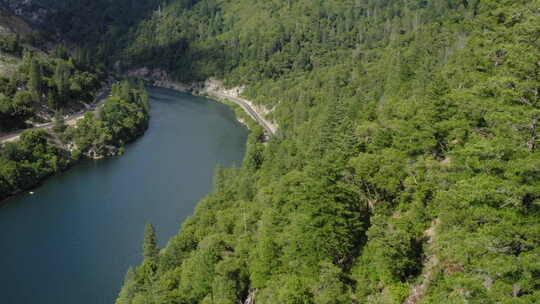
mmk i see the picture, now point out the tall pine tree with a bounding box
[28,58,43,102]
[143,222,158,260]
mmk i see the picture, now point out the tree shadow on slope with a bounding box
[124,37,228,83]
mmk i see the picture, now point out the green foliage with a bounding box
[0,6,152,205]
[88,0,540,302]
[0,47,105,130]
[0,129,71,200]
[0,34,23,56]
[101,81,150,144]
[0,90,34,130]
[65,80,149,156]
[0,79,149,201]
[28,58,43,101]
[66,112,111,155]
[144,223,159,260]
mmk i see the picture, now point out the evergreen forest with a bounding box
[1,0,539,303]
[111,0,540,303]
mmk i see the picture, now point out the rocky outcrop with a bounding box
[126,67,279,136]
[0,6,35,35]
[126,67,195,92]
[66,143,119,160]
[201,79,278,135]
[0,0,52,25]
[86,145,119,160]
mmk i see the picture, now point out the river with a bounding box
[0,87,248,304]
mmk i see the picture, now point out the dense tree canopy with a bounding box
[0,80,149,201]
[0,129,71,200]
[65,80,149,157]
[4,0,540,302]
[114,0,540,303]
[0,45,105,132]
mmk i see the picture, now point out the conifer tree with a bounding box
[54,62,70,105]
[47,90,58,110]
[28,58,43,102]
[143,222,158,260]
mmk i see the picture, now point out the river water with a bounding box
[0,87,248,304]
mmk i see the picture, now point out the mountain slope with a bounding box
[1,0,160,57]
[0,7,34,35]
[0,7,32,76]
[0,6,151,201]
[113,0,540,303]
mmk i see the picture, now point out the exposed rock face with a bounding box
[126,67,196,92]
[0,0,52,25]
[86,145,119,160]
[202,78,244,97]
[126,68,245,96]
[66,142,119,160]
[126,67,279,136]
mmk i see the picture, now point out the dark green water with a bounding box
[0,88,248,304]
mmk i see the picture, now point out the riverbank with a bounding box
[0,87,248,304]
[0,80,149,204]
[0,81,116,204]
[0,78,117,144]
[126,68,278,138]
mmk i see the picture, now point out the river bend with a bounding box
[0,87,248,304]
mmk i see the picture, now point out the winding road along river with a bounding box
[0,88,248,304]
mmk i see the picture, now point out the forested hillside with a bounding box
[0,6,108,132]
[1,0,161,60]
[112,0,540,303]
[0,4,155,201]
[0,80,149,201]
